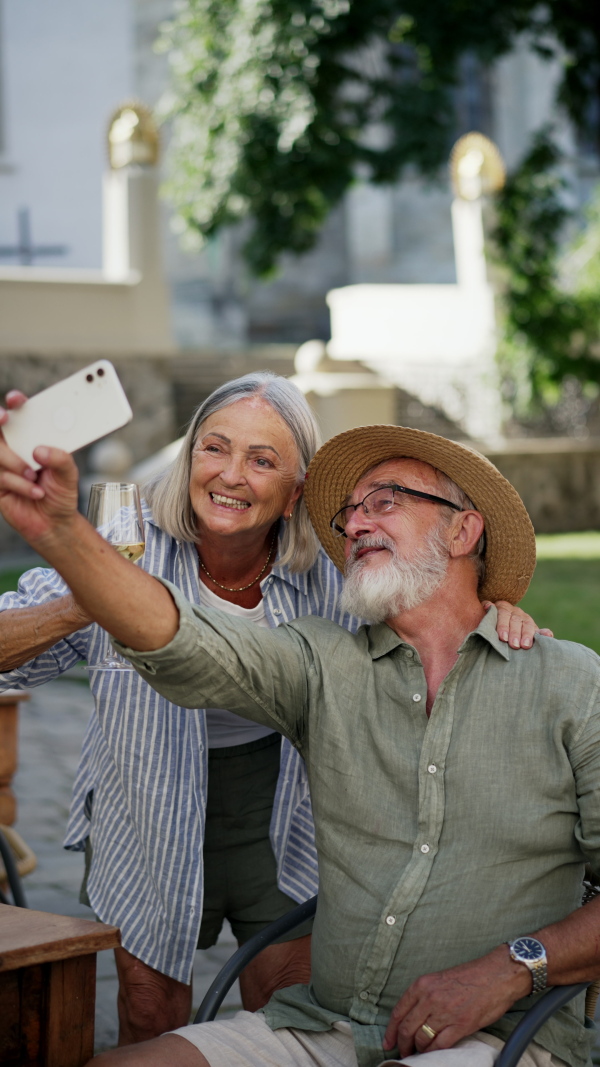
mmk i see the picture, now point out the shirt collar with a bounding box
[367,623,410,660]
[267,540,310,596]
[458,604,511,660]
[366,604,511,662]
[143,502,158,526]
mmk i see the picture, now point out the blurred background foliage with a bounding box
[493,132,600,406]
[159,0,600,401]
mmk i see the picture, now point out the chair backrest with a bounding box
[194,895,317,1023]
[0,828,27,908]
[495,984,589,1067]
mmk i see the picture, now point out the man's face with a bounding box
[342,459,452,568]
[339,459,455,623]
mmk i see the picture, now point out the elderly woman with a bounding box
[0,373,543,1044]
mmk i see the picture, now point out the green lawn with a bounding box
[519,531,600,654]
[0,567,31,596]
[520,558,600,654]
[1,535,600,652]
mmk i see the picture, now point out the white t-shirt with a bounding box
[197,579,277,748]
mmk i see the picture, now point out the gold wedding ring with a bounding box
[421,1023,437,1040]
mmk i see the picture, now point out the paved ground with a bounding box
[11,671,242,1054]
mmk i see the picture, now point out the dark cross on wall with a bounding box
[0,207,69,265]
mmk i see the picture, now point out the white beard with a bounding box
[340,528,450,623]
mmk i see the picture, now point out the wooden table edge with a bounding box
[0,903,120,971]
[0,691,31,704]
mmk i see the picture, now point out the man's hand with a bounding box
[382,946,532,1057]
[485,600,553,650]
[0,391,80,549]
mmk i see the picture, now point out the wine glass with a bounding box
[85,482,145,672]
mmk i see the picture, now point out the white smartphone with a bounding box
[3,360,133,470]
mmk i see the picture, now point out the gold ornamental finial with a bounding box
[450,132,505,201]
[107,102,159,170]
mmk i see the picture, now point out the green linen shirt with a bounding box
[117,582,600,1067]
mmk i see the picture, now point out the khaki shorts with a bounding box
[171,1010,569,1067]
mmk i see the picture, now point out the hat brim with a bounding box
[304,425,536,604]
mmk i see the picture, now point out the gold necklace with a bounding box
[199,532,277,592]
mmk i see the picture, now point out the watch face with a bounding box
[513,937,544,961]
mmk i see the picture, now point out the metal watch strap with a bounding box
[529,956,547,994]
[508,938,548,994]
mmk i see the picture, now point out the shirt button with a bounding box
[385,915,396,925]
[273,609,282,615]
[359,991,369,1001]
[412,693,422,702]
[428,764,437,774]
[406,650,414,658]
[420,843,430,854]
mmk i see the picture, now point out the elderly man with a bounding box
[0,423,598,1067]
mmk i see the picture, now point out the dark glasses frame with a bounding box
[330,483,464,537]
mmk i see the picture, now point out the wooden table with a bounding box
[0,904,120,1067]
[0,690,31,825]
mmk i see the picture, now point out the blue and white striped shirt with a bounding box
[0,509,359,982]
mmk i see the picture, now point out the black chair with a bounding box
[194,894,317,1023]
[195,896,594,1066]
[0,826,28,907]
[496,982,590,1067]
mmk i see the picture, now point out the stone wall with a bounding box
[1,352,599,560]
[170,347,297,431]
[0,355,175,463]
[486,439,600,533]
[171,348,469,440]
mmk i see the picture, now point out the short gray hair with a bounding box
[434,469,486,587]
[144,372,321,572]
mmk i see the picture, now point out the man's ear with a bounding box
[449,510,485,559]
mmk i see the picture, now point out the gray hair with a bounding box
[433,469,486,587]
[144,372,321,572]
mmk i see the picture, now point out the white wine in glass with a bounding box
[85,482,145,672]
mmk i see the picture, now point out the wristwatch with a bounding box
[507,936,548,994]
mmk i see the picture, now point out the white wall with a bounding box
[493,37,577,171]
[0,0,133,268]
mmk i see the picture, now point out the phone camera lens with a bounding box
[97,368,105,377]
[86,374,93,382]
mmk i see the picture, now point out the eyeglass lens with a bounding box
[332,487,399,535]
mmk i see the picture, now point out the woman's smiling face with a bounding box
[189,397,303,541]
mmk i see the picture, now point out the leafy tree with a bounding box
[159,1,600,395]
[493,133,600,398]
[160,0,600,275]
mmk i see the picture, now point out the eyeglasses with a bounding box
[330,483,464,538]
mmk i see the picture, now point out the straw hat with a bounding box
[304,425,536,604]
